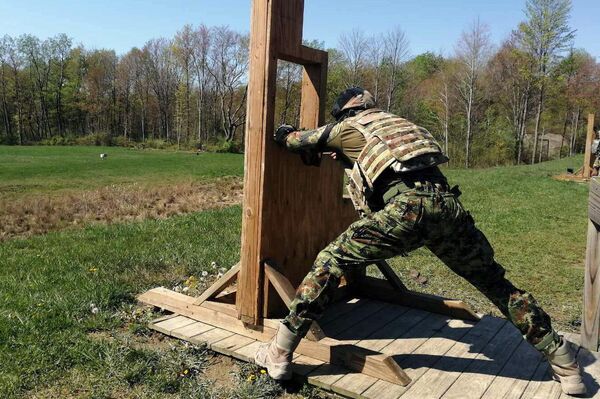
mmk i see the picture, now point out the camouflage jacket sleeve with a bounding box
[284,123,341,153]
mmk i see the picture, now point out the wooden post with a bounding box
[582,177,600,351]
[583,114,595,178]
[237,0,355,326]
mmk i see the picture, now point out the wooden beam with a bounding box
[139,287,411,385]
[356,276,480,322]
[374,260,407,291]
[193,263,240,305]
[584,113,595,179]
[264,262,326,341]
[237,0,278,325]
[582,216,600,351]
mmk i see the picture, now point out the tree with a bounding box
[455,18,491,168]
[338,28,368,87]
[206,27,248,142]
[519,0,575,163]
[383,27,410,112]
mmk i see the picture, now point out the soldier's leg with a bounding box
[425,198,585,395]
[257,197,425,379]
[283,195,425,337]
[425,198,558,353]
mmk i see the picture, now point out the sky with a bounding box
[1,0,599,59]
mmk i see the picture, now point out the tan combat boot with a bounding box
[546,338,587,396]
[255,324,302,380]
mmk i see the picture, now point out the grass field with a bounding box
[0,145,243,200]
[0,145,590,398]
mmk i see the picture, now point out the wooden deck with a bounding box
[148,297,600,399]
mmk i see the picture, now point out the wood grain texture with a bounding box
[238,0,355,325]
[140,288,410,385]
[584,114,596,178]
[357,276,480,321]
[583,218,600,352]
[441,321,523,399]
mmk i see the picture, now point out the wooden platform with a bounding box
[148,297,600,399]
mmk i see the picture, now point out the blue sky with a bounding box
[1,0,598,58]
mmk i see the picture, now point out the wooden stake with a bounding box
[583,113,595,178]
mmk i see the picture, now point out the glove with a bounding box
[300,150,321,167]
[274,124,296,146]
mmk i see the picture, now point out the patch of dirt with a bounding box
[202,355,239,389]
[0,177,243,241]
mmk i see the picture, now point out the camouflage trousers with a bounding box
[283,188,561,355]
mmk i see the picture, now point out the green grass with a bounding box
[0,148,590,398]
[0,145,243,199]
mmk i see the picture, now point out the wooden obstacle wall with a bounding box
[237,0,355,325]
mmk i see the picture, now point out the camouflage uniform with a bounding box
[281,110,561,356]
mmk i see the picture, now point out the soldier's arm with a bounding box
[284,123,341,153]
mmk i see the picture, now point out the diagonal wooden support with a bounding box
[375,260,408,291]
[139,287,411,386]
[264,261,325,341]
[357,276,480,322]
[193,263,240,305]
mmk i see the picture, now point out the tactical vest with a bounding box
[343,109,448,214]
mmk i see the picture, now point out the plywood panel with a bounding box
[237,0,356,324]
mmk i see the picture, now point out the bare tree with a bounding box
[339,28,369,86]
[207,27,248,142]
[383,27,410,111]
[520,0,575,163]
[49,34,72,136]
[144,38,179,140]
[190,25,211,142]
[455,18,491,168]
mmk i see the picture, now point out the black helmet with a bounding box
[331,87,375,121]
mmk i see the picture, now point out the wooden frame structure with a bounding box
[139,0,480,387]
[583,175,600,351]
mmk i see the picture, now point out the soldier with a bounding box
[255,87,586,396]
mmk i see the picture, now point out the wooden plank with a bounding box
[139,287,411,385]
[321,300,387,338]
[234,340,263,363]
[358,307,432,352]
[189,327,235,346]
[331,372,378,399]
[362,379,407,399]
[584,113,596,178]
[583,218,600,352]
[357,276,480,321]
[479,339,542,399]
[589,178,600,225]
[306,363,349,391]
[193,263,239,305]
[401,316,505,398]
[335,302,410,345]
[211,334,255,357]
[520,360,562,399]
[442,321,523,399]
[293,354,324,376]
[388,318,476,397]
[152,315,197,335]
[170,320,215,340]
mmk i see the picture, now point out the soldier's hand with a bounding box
[274,124,296,146]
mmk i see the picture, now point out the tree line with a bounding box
[0,0,599,167]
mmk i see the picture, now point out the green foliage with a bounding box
[206,137,244,154]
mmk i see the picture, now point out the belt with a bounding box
[382,181,460,204]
